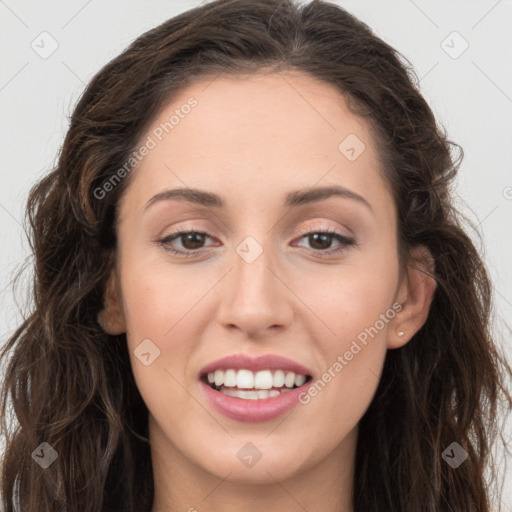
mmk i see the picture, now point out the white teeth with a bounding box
[284,371,296,388]
[294,374,306,387]
[224,369,237,387]
[254,370,273,389]
[204,368,309,390]
[273,370,285,388]
[223,388,259,400]
[236,369,254,389]
[221,388,291,400]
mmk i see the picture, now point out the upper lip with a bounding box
[199,353,313,378]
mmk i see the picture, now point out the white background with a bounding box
[1,0,511,509]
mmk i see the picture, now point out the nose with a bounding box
[216,239,294,338]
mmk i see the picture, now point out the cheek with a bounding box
[120,267,202,436]
[297,249,399,343]
[116,250,203,408]
[294,250,398,421]
[119,245,207,340]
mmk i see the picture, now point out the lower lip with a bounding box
[199,380,311,423]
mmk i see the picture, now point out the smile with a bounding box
[198,353,314,422]
[203,369,310,399]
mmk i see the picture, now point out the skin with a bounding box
[98,70,436,512]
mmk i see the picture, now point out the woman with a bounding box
[1,0,510,510]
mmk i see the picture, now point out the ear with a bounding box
[97,269,126,335]
[387,245,437,349]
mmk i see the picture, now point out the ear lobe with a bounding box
[388,245,437,349]
[97,271,126,335]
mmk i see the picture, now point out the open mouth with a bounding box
[200,369,313,400]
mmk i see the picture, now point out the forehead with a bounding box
[119,70,393,219]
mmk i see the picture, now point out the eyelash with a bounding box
[156,227,356,259]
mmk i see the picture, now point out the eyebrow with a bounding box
[143,185,374,214]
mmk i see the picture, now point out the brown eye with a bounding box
[158,230,214,257]
[178,232,207,250]
[295,229,356,255]
[306,233,335,251]
[157,228,356,259]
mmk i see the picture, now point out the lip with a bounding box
[199,379,312,422]
[198,353,313,423]
[199,353,313,377]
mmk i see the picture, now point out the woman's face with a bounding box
[106,71,417,486]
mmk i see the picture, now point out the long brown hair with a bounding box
[1,0,511,510]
